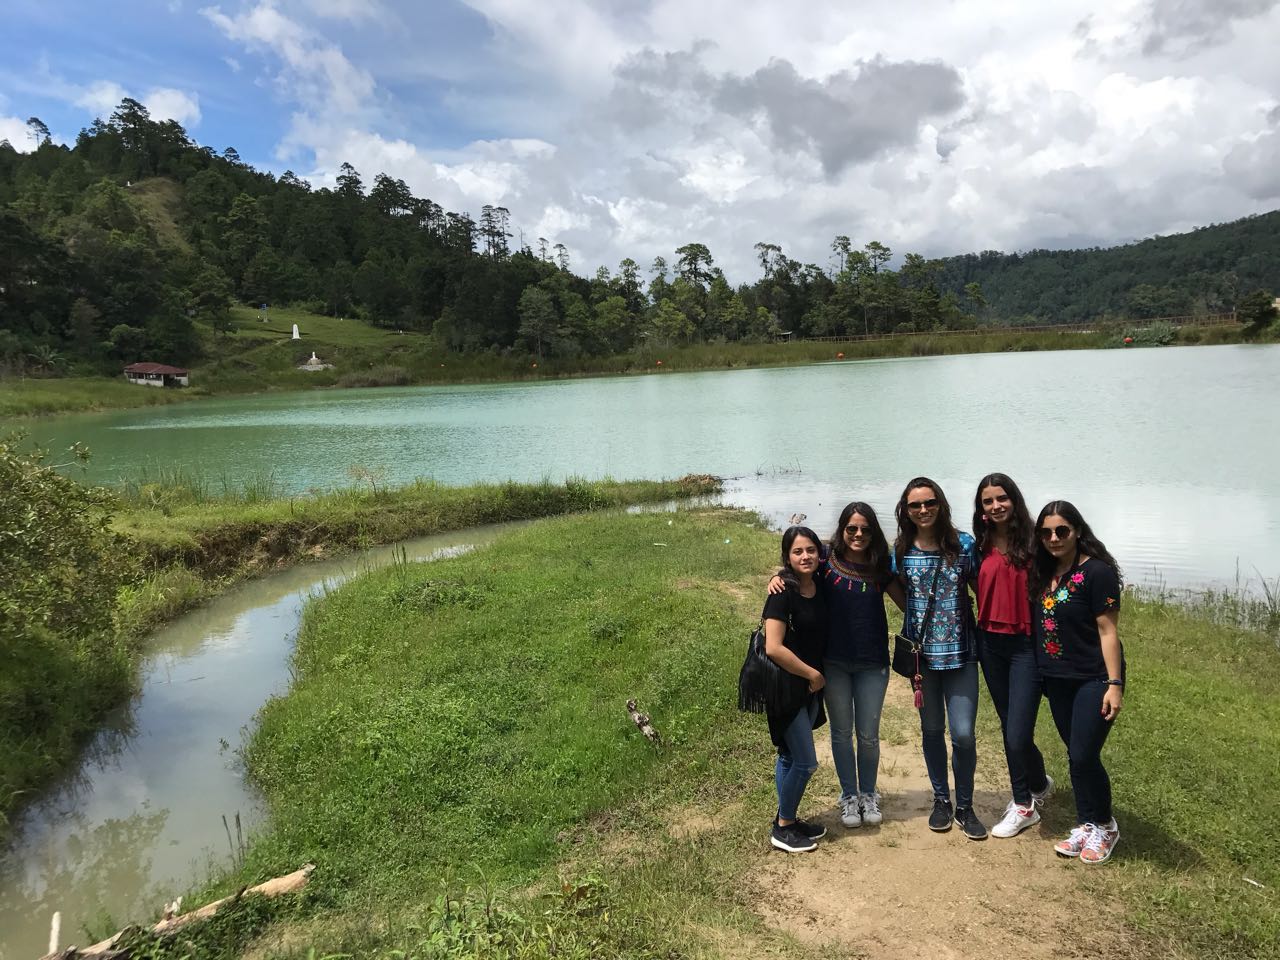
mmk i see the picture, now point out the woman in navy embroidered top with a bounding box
[816,502,904,828]
[772,502,906,828]
[1030,500,1125,864]
[893,477,986,840]
[973,473,1055,839]
[762,525,830,853]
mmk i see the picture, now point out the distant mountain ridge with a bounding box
[930,210,1280,323]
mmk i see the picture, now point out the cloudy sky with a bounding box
[2,0,1278,280]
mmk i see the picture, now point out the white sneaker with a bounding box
[990,800,1040,838]
[1031,774,1055,805]
[859,791,883,825]
[839,794,862,828]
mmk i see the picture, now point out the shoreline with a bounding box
[2,320,1260,419]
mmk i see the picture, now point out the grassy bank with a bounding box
[1,475,719,840]
[117,508,1278,960]
[3,307,1261,418]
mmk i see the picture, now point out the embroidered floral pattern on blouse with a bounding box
[1038,572,1083,658]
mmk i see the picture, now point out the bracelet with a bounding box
[1105,678,1124,688]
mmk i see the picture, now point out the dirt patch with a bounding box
[667,801,744,839]
[747,682,1146,960]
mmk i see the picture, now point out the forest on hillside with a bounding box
[2,101,1277,374]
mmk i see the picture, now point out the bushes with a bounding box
[0,438,137,823]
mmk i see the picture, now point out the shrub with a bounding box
[0,437,138,819]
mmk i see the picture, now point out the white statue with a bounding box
[292,323,300,340]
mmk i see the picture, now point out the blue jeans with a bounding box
[775,698,820,821]
[918,661,979,809]
[823,660,889,799]
[1044,677,1115,825]
[978,630,1049,805]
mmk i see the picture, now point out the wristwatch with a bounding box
[1105,678,1124,687]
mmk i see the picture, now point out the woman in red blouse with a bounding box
[972,473,1055,839]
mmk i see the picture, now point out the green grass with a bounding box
[0,377,203,417]
[208,507,789,958]
[133,508,1277,960]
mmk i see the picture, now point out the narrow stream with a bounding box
[0,524,522,960]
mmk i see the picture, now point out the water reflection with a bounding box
[0,808,169,957]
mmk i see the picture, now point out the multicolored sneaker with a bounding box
[1079,820,1119,864]
[1054,823,1093,857]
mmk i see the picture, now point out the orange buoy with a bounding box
[836,351,845,359]
[1123,337,1133,345]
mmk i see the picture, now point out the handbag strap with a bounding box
[916,558,944,642]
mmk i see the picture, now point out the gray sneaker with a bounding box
[859,791,883,826]
[839,795,862,828]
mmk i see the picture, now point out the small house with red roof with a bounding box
[124,362,190,388]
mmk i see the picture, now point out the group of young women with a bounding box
[761,474,1125,865]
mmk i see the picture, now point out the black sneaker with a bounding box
[955,806,988,840]
[928,798,953,832]
[770,822,818,853]
[792,818,827,840]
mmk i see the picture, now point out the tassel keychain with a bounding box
[913,675,923,709]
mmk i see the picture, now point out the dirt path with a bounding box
[747,682,1144,960]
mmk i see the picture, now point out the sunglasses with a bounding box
[1038,524,1074,541]
[844,524,871,537]
[906,498,939,513]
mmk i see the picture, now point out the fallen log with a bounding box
[626,698,662,745]
[38,863,315,960]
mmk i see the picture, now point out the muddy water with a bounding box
[0,525,520,960]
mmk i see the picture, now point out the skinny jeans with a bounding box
[978,629,1049,805]
[823,660,889,799]
[918,661,979,809]
[775,698,820,821]
[1043,677,1115,825]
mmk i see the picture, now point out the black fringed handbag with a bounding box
[737,611,805,714]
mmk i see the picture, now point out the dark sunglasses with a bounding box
[906,498,939,512]
[1038,524,1074,541]
[844,524,871,536]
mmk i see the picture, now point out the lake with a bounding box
[21,343,1280,591]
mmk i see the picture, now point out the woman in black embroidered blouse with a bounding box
[1029,500,1125,865]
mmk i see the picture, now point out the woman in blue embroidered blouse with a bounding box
[892,477,986,840]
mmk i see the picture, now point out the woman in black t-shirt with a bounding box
[1030,500,1125,865]
[762,525,829,853]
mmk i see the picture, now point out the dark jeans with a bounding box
[978,630,1049,805]
[918,661,978,809]
[1043,677,1115,825]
